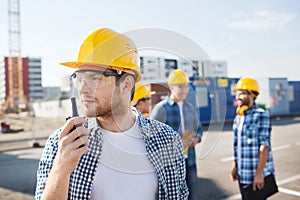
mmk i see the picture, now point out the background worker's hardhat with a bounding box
[132,83,151,106]
[60,28,142,82]
[168,69,190,85]
[232,77,260,95]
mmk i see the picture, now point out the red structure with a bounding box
[4,57,30,110]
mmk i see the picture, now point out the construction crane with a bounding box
[3,0,28,113]
[8,0,21,56]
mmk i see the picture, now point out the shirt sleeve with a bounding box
[194,107,203,139]
[173,131,190,199]
[150,104,167,123]
[35,132,59,200]
[258,111,272,147]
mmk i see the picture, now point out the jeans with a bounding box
[239,182,249,200]
[185,160,198,200]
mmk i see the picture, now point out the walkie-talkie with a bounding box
[71,96,79,117]
[68,97,84,148]
[66,97,81,130]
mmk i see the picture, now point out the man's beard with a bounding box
[84,87,126,119]
[175,92,187,102]
[239,97,250,107]
[83,100,112,118]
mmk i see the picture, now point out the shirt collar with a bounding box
[166,97,182,106]
[244,103,258,115]
[86,107,164,139]
[87,107,141,136]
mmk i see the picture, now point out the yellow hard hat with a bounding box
[131,83,151,105]
[168,69,189,85]
[233,77,260,95]
[61,28,142,82]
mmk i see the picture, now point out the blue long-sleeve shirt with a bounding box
[233,104,275,184]
[151,97,203,167]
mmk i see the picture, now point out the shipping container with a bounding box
[288,81,300,114]
[190,77,213,124]
[148,76,297,125]
[256,77,290,116]
[222,78,240,122]
[190,77,240,124]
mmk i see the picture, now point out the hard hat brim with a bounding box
[60,61,82,68]
[232,86,260,95]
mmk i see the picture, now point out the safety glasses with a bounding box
[139,97,151,102]
[70,70,121,89]
[235,91,251,96]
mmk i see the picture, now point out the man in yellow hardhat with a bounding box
[35,28,189,200]
[231,77,277,199]
[151,69,202,200]
[131,83,152,117]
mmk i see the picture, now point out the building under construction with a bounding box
[0,56,43,112]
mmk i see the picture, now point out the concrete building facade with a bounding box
[140,56,227,82]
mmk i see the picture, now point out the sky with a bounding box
[0,0,299,87]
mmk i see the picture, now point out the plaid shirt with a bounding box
[233,104,275,184]
[150,97,203,167]
[35,109,189,200]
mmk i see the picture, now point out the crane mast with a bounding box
[5,0,27,112]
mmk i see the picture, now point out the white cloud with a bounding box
[228,10,297,31]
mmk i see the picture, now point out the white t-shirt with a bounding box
[90,117,158,200]
[237,116,244,176]
[177,101,185,133]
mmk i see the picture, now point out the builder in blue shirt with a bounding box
[151,69,203,200]
[231,77,276,200]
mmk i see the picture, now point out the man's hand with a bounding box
[52,117,88,176]
[253,145,269,191]
[182,131,201,148]
[230,167,237,182]
[190,137,201,148]
[41,117,88,200]
[182,131,194,149]
[253,172,264,191]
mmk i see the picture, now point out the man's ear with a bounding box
[250,93,256,101]
[122,75,135,92]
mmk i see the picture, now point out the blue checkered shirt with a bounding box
[35,109,189,200]
[150,97,203,167]
[233,104,275,184]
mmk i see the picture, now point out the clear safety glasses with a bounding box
[70,70,120,89]
[235,91,251,96]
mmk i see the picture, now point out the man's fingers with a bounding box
[71,135,89,149]
[258,183,264,190]
[230,174,236,182]
[59,127,88,147]
[253,182,264,191]
[253,183,257,191]
[182,138,193,148]
[70,127,89,142]
[60,117,86,139]
[183,137,197,148]
[75,143,89,155]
